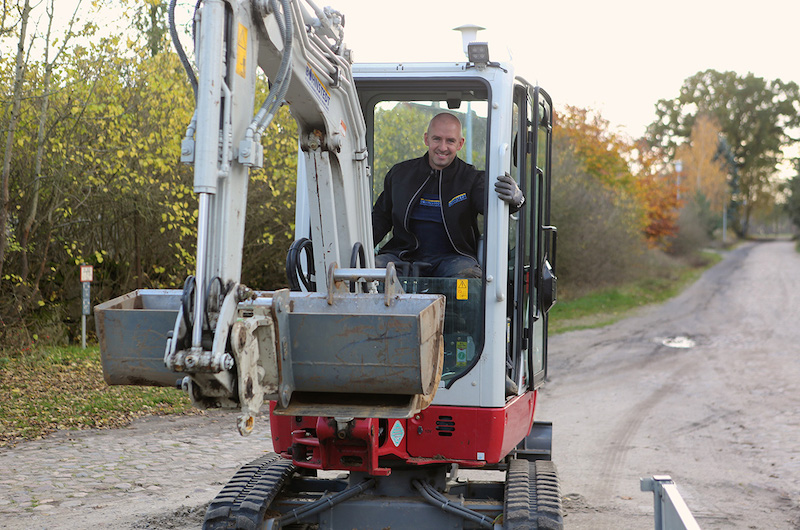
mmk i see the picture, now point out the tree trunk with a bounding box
[0,0,32,282]
[134,210,143,289]
[20,1,58,281]
[20,0,80,282]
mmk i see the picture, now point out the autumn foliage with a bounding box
[0,5,299,349]
[648,69,800,237]
[635,167,682,246]
[556,106,634,192]
[674,115,728,212]
[556,106,681,249]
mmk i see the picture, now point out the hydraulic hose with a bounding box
[286,238,315,291]
[276,478,376,526]
[349,242,366,293]
[254,0,295,135]
[168,0,198,98]
[412,479,494,529]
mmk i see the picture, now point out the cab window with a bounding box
[359,82,489,385]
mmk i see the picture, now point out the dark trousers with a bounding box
[375,252,481,279]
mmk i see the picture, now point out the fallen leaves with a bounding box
[0,347,196,448]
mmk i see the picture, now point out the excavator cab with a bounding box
[354,68,557,403]
[287,68,556,410]
[268,65,561,528]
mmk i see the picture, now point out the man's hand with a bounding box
[494,173,525,209]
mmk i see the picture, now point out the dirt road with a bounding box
[1,241,799,529]
[539,240,800,529]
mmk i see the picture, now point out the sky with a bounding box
[46,0,800,140]
[323,0,800,139]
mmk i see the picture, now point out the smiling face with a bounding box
[424,114,465,171]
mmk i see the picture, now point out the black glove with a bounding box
[494,173,525,209]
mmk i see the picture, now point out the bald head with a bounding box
[424,113,465,170]
[427,113,463,135]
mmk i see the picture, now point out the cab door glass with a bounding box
[367,97,489,385]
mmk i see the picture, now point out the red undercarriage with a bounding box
[270,391,536,476]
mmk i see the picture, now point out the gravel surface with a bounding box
[0,410,273,529]
[1,240,798,529]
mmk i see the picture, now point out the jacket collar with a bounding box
[421,153,462,179]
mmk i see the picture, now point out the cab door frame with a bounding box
[508,82,556,394]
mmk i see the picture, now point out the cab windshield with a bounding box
[359,80,490,385]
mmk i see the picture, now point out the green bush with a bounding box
[668,199,712,258]
[551,145,651,298]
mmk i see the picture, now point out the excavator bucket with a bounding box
[95,280,445,419]
[95,289,182,387]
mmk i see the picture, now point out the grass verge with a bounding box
[0,345,195,447]
[549,250,723,334]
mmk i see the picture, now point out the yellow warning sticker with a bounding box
[236,24,248,78]
[456,279,468,300]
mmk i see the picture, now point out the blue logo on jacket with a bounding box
[448,193,467,207]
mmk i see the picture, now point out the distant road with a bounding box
[539,241,800,529]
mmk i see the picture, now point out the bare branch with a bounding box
[0,0,33,281]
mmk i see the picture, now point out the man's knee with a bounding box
[455,265,481,279]
[375,252,401,268]
[436,256,481,278]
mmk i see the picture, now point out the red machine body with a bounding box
[270,391,537,476]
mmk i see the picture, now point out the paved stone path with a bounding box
[0,410,273,529]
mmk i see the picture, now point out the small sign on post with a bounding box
[80,264,94,283]
[80,265,94,349]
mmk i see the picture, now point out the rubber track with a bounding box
[503,459,564,530]
[203,452,297,530]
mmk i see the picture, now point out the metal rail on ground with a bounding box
[641,475,701,530]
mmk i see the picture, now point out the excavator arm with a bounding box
[154,0,440,435]
[183,0,372,311]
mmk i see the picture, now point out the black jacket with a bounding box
[372,154,485,260]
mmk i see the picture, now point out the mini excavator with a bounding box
[96,1,559,527]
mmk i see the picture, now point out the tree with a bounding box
[782,160,800,231]
[550,142,651,297]
[556,106,682,248]
[0,0,32,283]
[0,0,18,36]
[647,69,800,237]
[674,114,729,213]
[133,0,169,58]
[557,106,634,193]
[0,12,198,344]
[19,0,82,286]
[631,140,682,247]
[0,4,308,346]
[241,105,299,288]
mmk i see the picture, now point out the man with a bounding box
[372,112,524,278]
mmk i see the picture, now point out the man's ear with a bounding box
[423,132,430,147]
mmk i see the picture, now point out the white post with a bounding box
[722,203,727,244]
